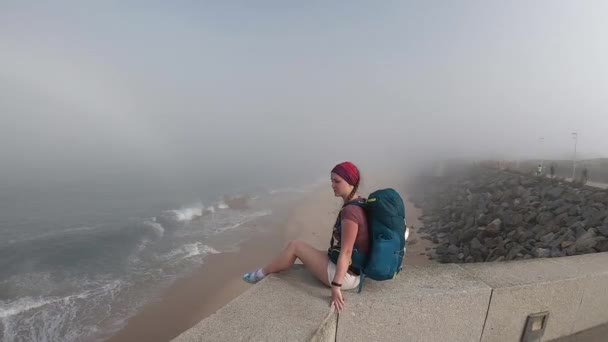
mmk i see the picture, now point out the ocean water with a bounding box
[0,175,324,342]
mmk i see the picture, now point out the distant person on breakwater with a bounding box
[582,167,589,185]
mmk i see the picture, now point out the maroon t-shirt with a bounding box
[332,203,370,255]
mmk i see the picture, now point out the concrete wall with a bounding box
[171,266,332,342]
[336,264,492,342]
[549,254,608,333]
[463,259,586,341]
[172,253,608,342]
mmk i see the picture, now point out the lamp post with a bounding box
[539,137,544,169]
[572,132,578,180]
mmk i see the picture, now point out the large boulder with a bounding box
[545,187,565,200]
[540,232,555,244]
[535,248,551,258]
[505,243,524,261]
[470,237,483,250]
[487,218,502,231]
[458,227,479,244]
[537,212,554,225]
[583,207,607,228]
[596,240,608,252]
[597,224,608,237]
[554,204,571,215]
[575,228,600,253]
[447,244,460,255]
[568,205,581,216]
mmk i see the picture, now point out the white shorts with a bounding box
[327,262,361,290]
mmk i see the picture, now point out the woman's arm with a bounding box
[333,218,358,285]
[330,218,358,312]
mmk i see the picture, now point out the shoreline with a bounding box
[105,188,334,342]
[105,234,284,342]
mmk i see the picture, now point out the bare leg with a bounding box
[262,240,330,286]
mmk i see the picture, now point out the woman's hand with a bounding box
[330,286,345,313]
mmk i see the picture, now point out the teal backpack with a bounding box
[328,188,407,292]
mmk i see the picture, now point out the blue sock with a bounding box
[243,268,266,284]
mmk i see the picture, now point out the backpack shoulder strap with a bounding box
[349,198,367,209]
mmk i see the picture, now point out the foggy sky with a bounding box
[1,1,607,186]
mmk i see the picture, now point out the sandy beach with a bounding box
[106,178,434,342]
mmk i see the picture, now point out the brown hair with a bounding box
[346,183,359,202]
